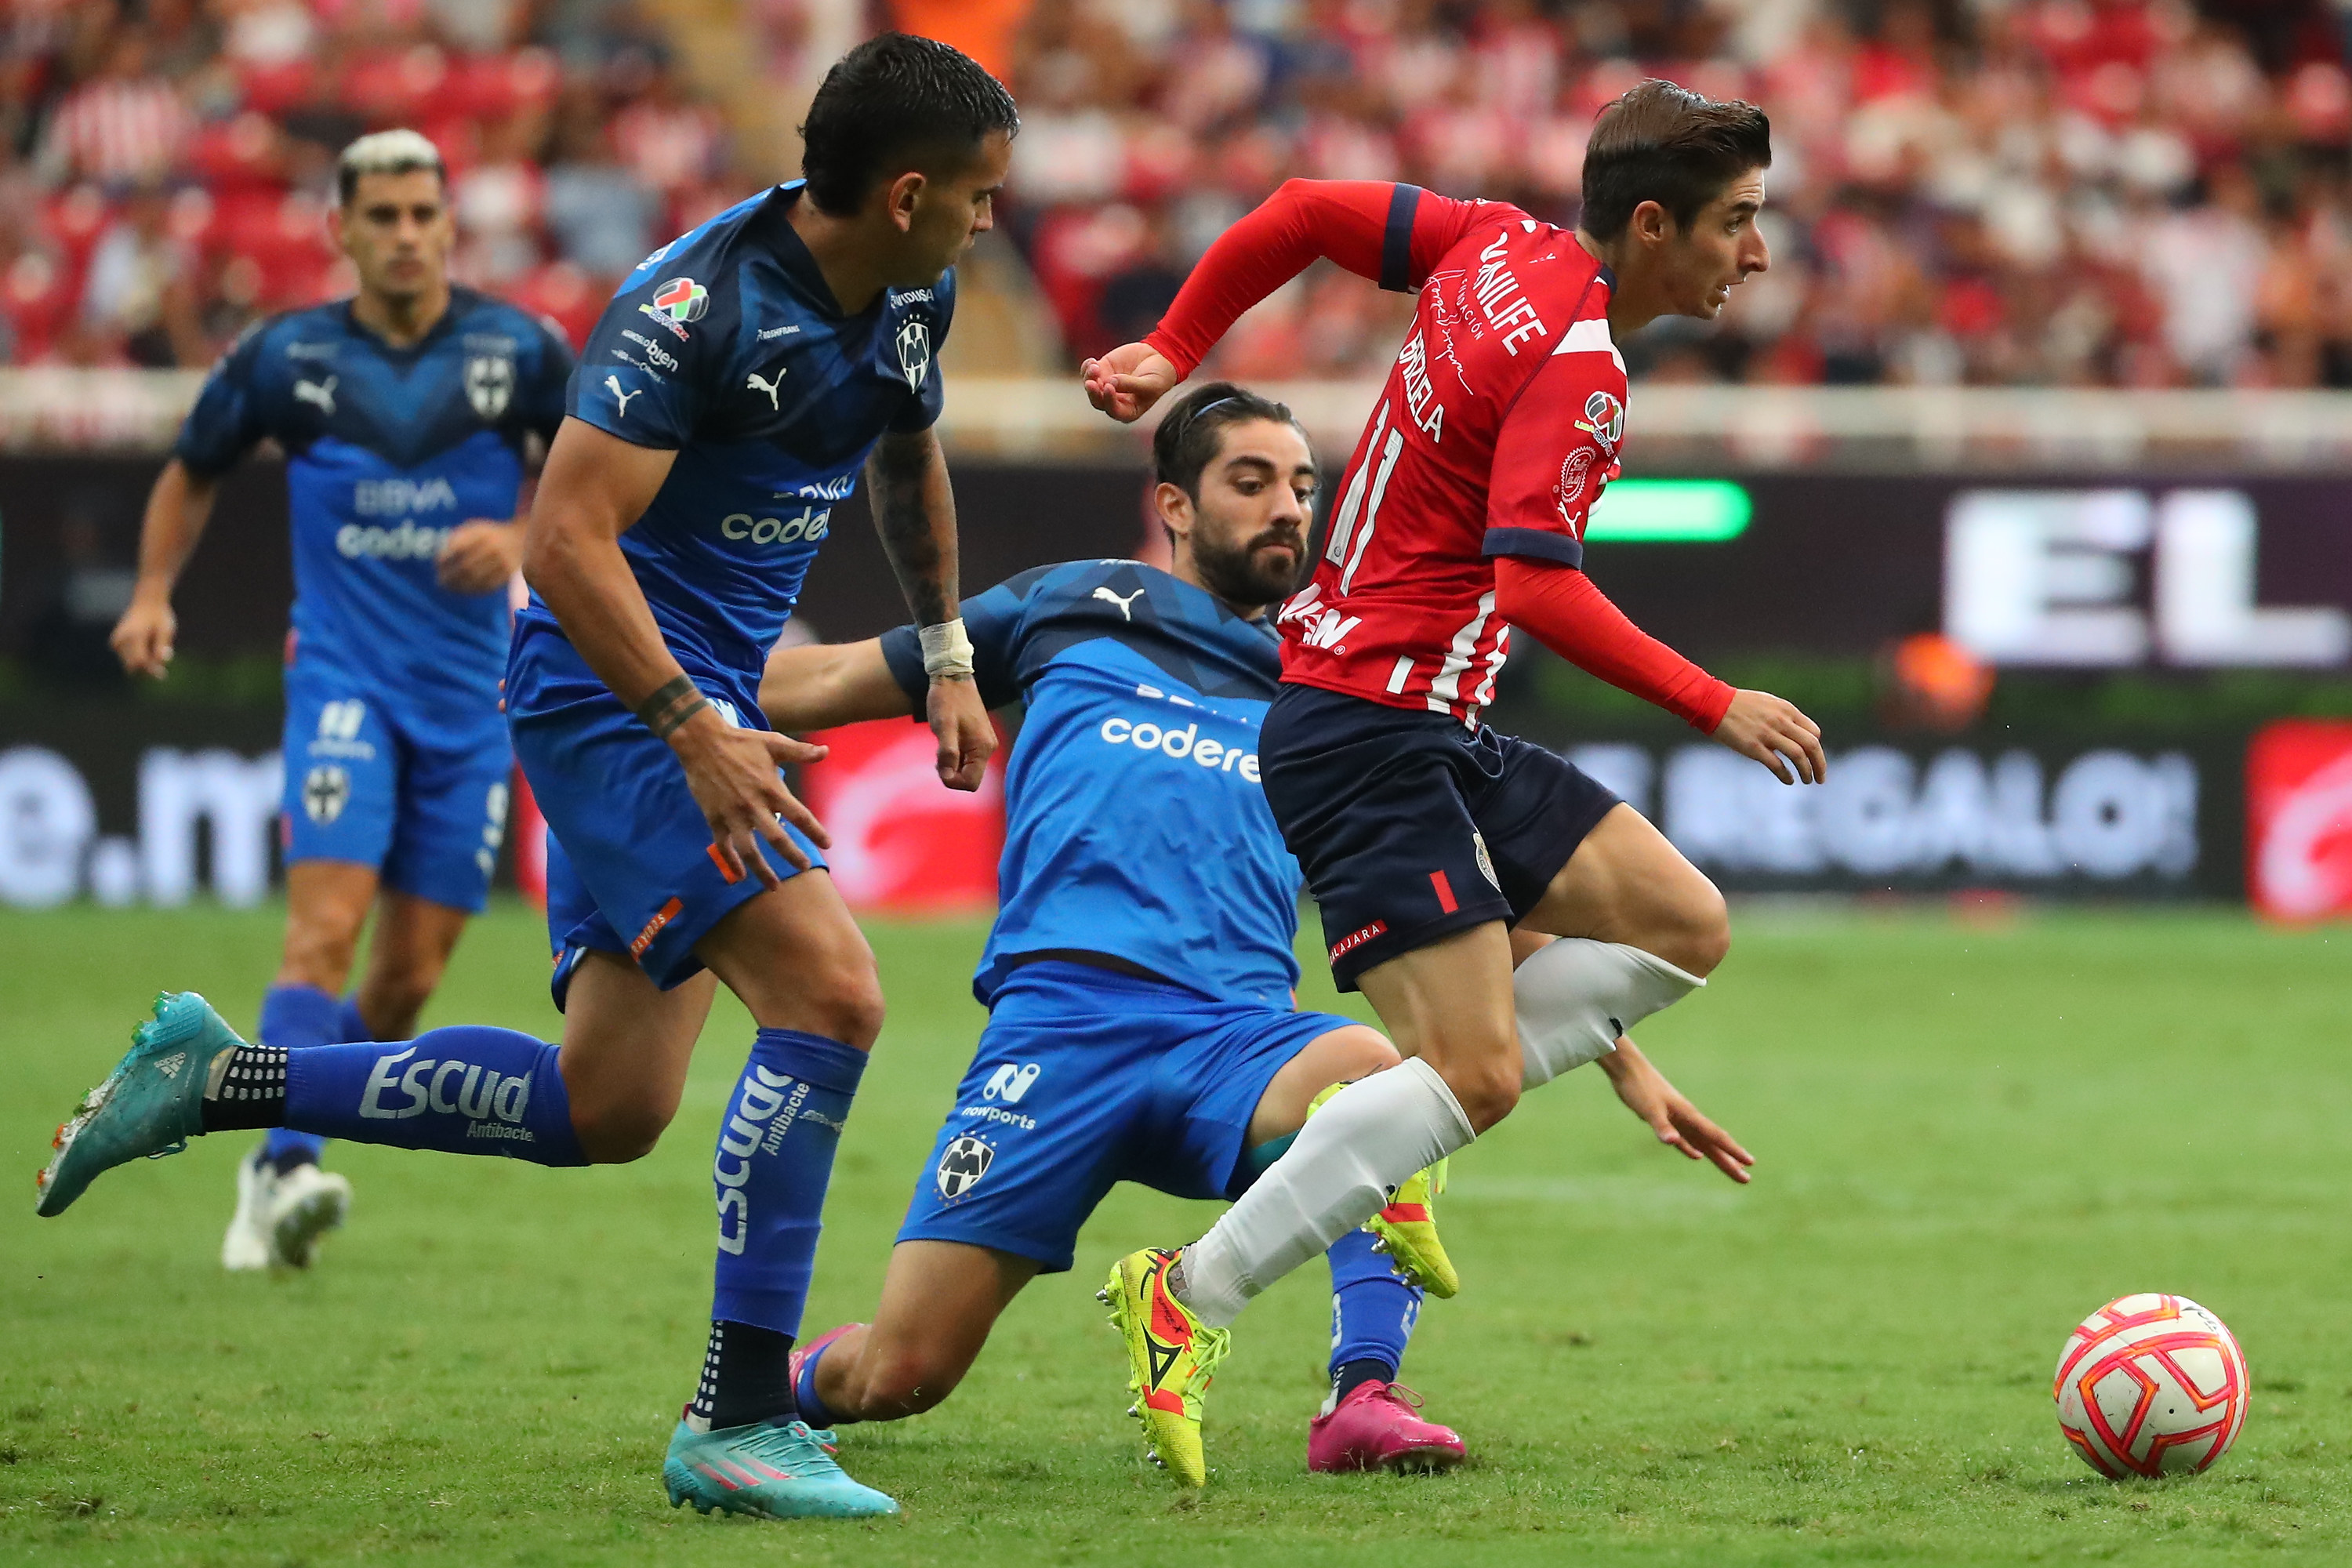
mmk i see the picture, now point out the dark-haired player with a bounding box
[101,129,573,1272]
[760,385,1480,1480]
[41,34,1016,1521]
[1080,79,1802,1480]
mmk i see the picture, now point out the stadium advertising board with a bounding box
[2245,720,2352,921]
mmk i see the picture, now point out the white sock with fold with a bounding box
[1177,1057,1473,1327]
[1515,939,1703,1088]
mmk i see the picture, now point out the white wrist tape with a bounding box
[919,618,975,679]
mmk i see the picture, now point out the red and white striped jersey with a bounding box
[1274,191,1625,726]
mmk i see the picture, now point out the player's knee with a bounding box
[1443,1057,1521,1134]
[569,1101,671,1164]
[797,955,887,1049]
[1660,882,1731,978]
[849,1347,964,1420]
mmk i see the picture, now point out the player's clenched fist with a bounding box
[111,593,177,679]
[1710,688,1827,785]
[928,676,993,791]
[436,518,523,594]
[1081,342,1181,424]
[666,706,832,887]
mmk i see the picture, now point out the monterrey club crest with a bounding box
[935,1134,992,1200]
[464,354,514,419]
[895,318,931,392]
[303,764,350,825]
[1575,389,1624,452]
[652,277,709,323]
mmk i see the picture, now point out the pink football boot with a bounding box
[1307,1381,1468,1473]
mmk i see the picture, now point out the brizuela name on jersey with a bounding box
[1271,190,1628,728]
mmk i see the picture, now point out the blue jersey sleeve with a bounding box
[886,269,955,434]
[878,562,1052,710]
[568,270,727,448]
[521,315,575,441]
[172,323,270,477]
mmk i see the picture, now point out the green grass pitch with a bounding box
[2,901,2348,1566]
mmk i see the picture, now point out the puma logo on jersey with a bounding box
[1091,586,1145,620]
[293,376,336,415]
[746,368,785,410]
[604,375,641,417]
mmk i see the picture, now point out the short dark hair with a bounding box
[1579,78,1771,241]
[799,34,1019,217]
[1152,382,1308,502]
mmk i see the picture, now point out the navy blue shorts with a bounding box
[897,961,1359,1275]
[506,627,824,1002]
[280,661,512,913]
[1259,684,1621,989]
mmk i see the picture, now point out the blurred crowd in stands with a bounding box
[0,0,762,366]
[6,0,2352,388]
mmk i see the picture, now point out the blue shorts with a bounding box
[281,661,512,913]
[897,960,1359,1274]
[1261,684,1621,989]
[506,626,824,1001]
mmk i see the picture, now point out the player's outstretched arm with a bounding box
[1084,179,1501,423]
[758,639,913,731]
[526,416,831,886]
[1597,1037,1754,1184]
[111,458,218,678]
[864,428,993,792]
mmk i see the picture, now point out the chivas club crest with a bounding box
[464,354,514,419]
[895,318,931,393]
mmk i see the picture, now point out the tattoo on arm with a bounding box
[635,673,709,738]
[867,431,956,629]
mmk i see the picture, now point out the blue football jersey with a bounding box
[522,180,954,701]
[173,287,573,709]
[879,561,1302,1008]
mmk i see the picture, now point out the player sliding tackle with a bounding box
[36,35,1018,1522]
[1080,79,1817,1485]
[757,385,1751,1487]
[759,387,1440,1475]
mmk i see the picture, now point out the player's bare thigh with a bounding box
[693,869,886,1048]
[276,859,381,993]
[1247,1023,1398,1146]
[818,1240,1041,1421]
[1519,803,1730,978]
[1354,923,1522,1131]
[350,887,470,1038]
[556,951,717,1163]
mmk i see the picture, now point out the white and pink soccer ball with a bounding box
[2054,1294,2248,1478]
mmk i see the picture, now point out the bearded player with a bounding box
[1080,79,1817,1483]
[760,382,1745,1481]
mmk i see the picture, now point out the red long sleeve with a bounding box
[1144,180,1516,376]
[1493,557,1735,732]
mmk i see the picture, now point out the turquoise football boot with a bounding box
[36,993,238,1217]
[663,1419,898,1519]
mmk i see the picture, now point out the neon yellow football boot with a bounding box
[1098,1247,1228,1488]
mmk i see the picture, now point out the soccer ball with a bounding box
[2053,1294,2248,1478]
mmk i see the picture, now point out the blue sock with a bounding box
[1327,1226,1421,1393]
[709,1029,869,1338]
[794,1335,844,1429]
[332,994,371,1046]
[280,1025,586,1165]
[258,984,339,1168]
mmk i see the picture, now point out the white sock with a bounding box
[1178,1057,1472,1327]
[1514,939,1702,1089]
